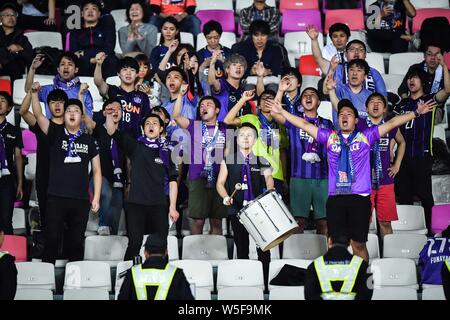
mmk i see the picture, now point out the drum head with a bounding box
[260,226,299,251]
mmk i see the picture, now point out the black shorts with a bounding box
[326,195,371,243]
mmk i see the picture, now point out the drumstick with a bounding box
[230,183,242,199]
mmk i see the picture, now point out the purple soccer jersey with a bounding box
[285,113,333,179]
[419,237,450,285]
[317,126,380,195]
[213,78,253,121]
[187,119,227,181]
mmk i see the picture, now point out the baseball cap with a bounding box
[144,234,167,252]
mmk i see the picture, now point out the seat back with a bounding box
[324,9,365,34]
[216,260,264,290]
[196,0,234,11]
[269,286,305,300]
[16,262,56,290]
[412,8,450,32]
[372,287,418,300]
[282,234,328,259]
[63,288,110,300]
[268,259,312,291]
[14,288,53,300]
[196,10,236,33]
[197,32,236,50]
[298,54,321,76]
[217,286,264,300]
[392,205,427,234]
[0,79,11,95]
[281,9,323,34]
[280,0,320,13]
[371,258,418,288]
[83,235,128,265]
[431,204,450,234]
[388,52,424,75]
[422,286,446,300]
[365,52,385,74]
[24,31,63,50]
[410,0,449,9]
[64,261,111,291]
[110,9,127,31]
[170,260,214,292]
[382,234,427,261]
[181,235,229,265]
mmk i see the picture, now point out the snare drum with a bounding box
[237,190,299,251]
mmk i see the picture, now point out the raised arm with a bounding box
[223,90,255,126]
[388,129,406,178]
[403,0,416,17]
[94,52,109,96]
[435,54,450,103]
[306,25,330,74]
[265,98,286,125]
[275,76,291,103]
[208,50,223,93]
[30,82,50,134]
[325,72,339,112]
[378,99,436,137]
[24,54,44,92]
[18,90,36,127]
[172,84,190,129]
[158,40,179,71]
[79,83,96,133]
[255,61,266,97]
[268,100,318,139]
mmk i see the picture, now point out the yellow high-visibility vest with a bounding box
[131,263,177,300]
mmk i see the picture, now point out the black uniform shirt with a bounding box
[0,121,23,181]
[0,252,17,300]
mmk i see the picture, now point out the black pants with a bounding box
[124,202,169,261]
[367,29,408,54]
[395,155,434,232]
[42,195,90,264]
[36,178,48,228]
[0,177,15,235]
[230,215,271,290]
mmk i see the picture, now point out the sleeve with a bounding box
[118,26,135,54]
[103,27,116,55]
[334,82,346,100]
[141,93,152,115]
[112,130,137,157]
[14,126,24,149]
[68,29,78,52]
[372,68,387,97]
[355,262,373,300]
[316,128,331,145]
[365,125,381,145]
[269,8,281,34]
[239,8,252,34]
[150,46,161,71]
[117,271,137,300]
[333,65,344,84]
[89,137,100,160]
[84,91,94,116]
[0,256,17,300]
[106,85,119,99]
[304,263,323,300]
[18,35,33,67]
[167,148,179,182]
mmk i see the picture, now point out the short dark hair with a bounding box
[329,22,351,38]
[258,89,276,105]
[281,67,303,85]
[102,97,122,111]
[159,16,181,44]
[47,89,68,106]
[65,99,84,114]
[118,56,139,73]
[141,113,164,131]
[58,52,79,69]
[0,91,13,112]
[151,106,171,124]
[164,66,187,83]
[203,20,223,36]
[249,20,270,36]
[126,0,149,23]
[423,43,443,54]
[365,92,386,109]
[0,2,18,13]
[347,59,369,75]
[300,87,320,102]
[337,99,358,119]
[81,0,102,11]
[405,67,427,87]
[239,122,258,138]
[198,96,221,110]
[346,39,367,52]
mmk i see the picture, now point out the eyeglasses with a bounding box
[1,13,18,18]
[261,95,274,101]
[347,47,365,53]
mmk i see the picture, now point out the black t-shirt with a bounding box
[92,124,125,185]
[46,123,99,200]
[29,122,64,186]
[0,253,17,300]
[112,131,178,206]
[0,121,23,182]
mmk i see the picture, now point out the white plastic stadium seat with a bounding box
[433,125,446,143]
[25,31,63,50]
[318,101,333,123]
[217,286,264,300]
[268,259,312,291]
[348,233,380,264]
[410,0,449,9]
[63,288,109,300]
[282,234,328,259]
[372,287,418,300]
[64,261,111,291]
[422,286,446,300]
[269,286,305,300]
[233,235,280,260]
[83,235,128,267]
[14,288,53,300]
[216,260,265,290]
[371,258,418,289]
[195,0,233,11]
[114,260,132,297]
[170,260,214,292]
[181,235,229,266]
[365,52,385,74]
[195,288,212,300]
[382,74,404,94]
[12,208,26,235]
[24,153,37,181]
[392,205,428,234]
[111,9,128,31]
[196,32,237,50]
[382,233,427,262]
[388,52,424,75]
[16,262,55,290]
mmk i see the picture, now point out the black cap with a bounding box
[0,2,18,13]
[337,99,359,119]
[144,234,167,252]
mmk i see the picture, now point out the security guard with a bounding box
[0,227,18,300]
[118,234,194,300]
[304,234,372,300]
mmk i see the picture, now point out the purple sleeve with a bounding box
[365,125,381,145]
[316,128,332,145]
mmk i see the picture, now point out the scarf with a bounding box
[137,136,170,168]
[64,128,83,163]
[366,118,383,190]
[53,74,80,91]
[110,138,123,189]
[335,130,358,195]
[424,63,443,94]
[242,153,255,202]
[258,112,275,148]
[202,121,220,185]
[301,115,321,163]
[0,120,10,177]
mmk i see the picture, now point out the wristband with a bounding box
[414,110,420,118]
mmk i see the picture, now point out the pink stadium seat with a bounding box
[321,0,363,13]
[195,10,236,33]
[0,79,11,95]
[22,129,37,156]
[431,204,450,235]
[0,235,27,262]
[299,54,321,76]
[412,8,450,33]
[279,0,319,14]
[445,53,450,68]
[281,9,322,34]
[14,201,24,208]
[324,9,365,34]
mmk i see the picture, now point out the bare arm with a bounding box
[208,50,222,93]
[18,91,36,127]
[25,54,44,92]
[158,40,178,71]
[255,62,266,96]
[168,181,179,222]
[216,161,231,202]
[434,56,450,103]
[30,83,50,134]
[306,25,330,74]
[223,90,255,126]
[172,84,190,129]
[263,167,274,190]
[275,77,291,103]
[403,0,416,17]
[90,155,102,213]
[15,147,23,201]
[47,0,56,20]
[94,52,109,96]
[388,129,406,178]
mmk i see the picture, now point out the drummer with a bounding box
[216,123,274,288]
